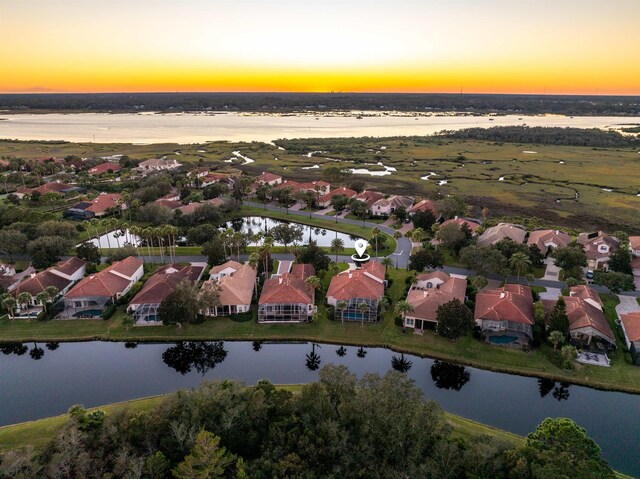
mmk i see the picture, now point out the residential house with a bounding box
[409,199,440,219]
[201,261,256,317]
[128,263,204,325]
[12,257,86,318]
[88,162,122,176]
[256,172,283,187]
[577,231,619,270]
[564,285,616,351]
[326,261,386,323]
[439,217,481,235]
[0,262,16,277]
[273,180,331,198]
[477,223,527,247]
[619,312,640,365]
[136,158,182,174]
[258,264,316,322]
[200,173,234,188]
[63,193,125,220]
[61,256,143,318]
[630,236,640,278]
[474,284,535,347]
[527,229,572,256]
[318,187,357,208]
[354,190,385,208]
[16,181,83,199]
[371,195,414,217]
[403,271,467,332]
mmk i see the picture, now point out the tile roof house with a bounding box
[477,223,527,247]
[354,190,385,207]
[201,261,257,317]
[256,172,283,186]
[128,263,205,325]
[439,217,481,235]
[409,199,440,218]
[527,229,572,256]
[200,173,234,188]
[371,195,414,216]
[629,237,640,277]
[88,162,122,175]
[16,181,83,199]
[63,193,126,220]
[619,312,640,365]
[403,272,467,332]
[326,261,386,323]
[318,187,357,208]
[61,257,143,319]
[577,231,619,270]
[258,263,316,323]
[564,286,616,350]
[136,158,182,174]
[0,262,16,277]
[475,284,535,347]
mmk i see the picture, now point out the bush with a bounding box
[394,316,403,327]
[102,304,117,320]
[326,305,335,322]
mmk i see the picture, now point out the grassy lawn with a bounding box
[3,268,640,394]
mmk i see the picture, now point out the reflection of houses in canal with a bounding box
[326,262,386,323]
[474,284,535,348]
[60,257,143,319]
[403,271,467,332]
[200,260,256,317]
[258,264,316,323]
[128,263,205,325]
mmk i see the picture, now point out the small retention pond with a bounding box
[0,341,638,476]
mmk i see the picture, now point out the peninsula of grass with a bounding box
[2,268,640,395]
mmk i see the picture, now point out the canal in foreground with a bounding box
[0,341,638,476]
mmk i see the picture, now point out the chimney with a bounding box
[278,277,283,284]
[348,271,352,279]
[500,292,506,299]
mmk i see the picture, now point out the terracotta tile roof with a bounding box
[564,296,615,343]
[177,202,202,215]
[319,187,357,204]
[85,193,123,214]
[478,223,527,246]
[158,190,180,201]
[629,236,640,251]
[406,274,467,322]
[416,271,451,283]
[620,312,640,342]
[138,158,181,169]
[577,231,619,261]
[372,195,413,210]
[88,162,122,175]
[203,261,256,306]
[474,284,534,324]
[569,285,604,307]
[210,260,244,276]
[26,182,77,196]
[129,263,204,306]
[258,172,282,182]
[155,199,182,210]
[355,190,385,206]
[527,229,572,255]
[327,262,386,301]
[54,257,86,276]
[66,257,142,298]
[14,270,72,298]
[440,217,481,233]
[259,264,315,305]
[410,199,439,215]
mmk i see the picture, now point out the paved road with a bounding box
[244,201,413,268]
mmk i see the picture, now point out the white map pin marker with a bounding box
[354,239,369,257]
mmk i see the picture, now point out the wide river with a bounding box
[0,341,639,476]
[1,112,639,143]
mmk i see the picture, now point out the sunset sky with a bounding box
[1,0,639,94]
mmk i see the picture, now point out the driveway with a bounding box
[541,258,561,281]
[616,295,640,318]
[539,288,562,301]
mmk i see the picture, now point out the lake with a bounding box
[2,112,639,143]
[0,340,638,476]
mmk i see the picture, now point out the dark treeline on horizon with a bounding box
[1,92,640,116]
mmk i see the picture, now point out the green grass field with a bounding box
[2,138,639,232]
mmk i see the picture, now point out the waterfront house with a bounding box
[577,231,619,270]
[565,285,616,351]
[619,312,640,365]
[12,257,86,318]
[474,284,535,347]
[63,193,126,220]
[258,264,316,323]
[326,262,386,323]
[318,187,357,208]
[128,263,204,325]
[527,229,572,256]
[15,181,83,200]
[61,256,143,318]
[371,195,414,217]
[630,236,640,279]
[477,223,527,247]
[403,272,467,332]
[200,261,256,317]
[354,190,385,208]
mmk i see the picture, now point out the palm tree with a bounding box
[336,300,348,324]
[391,353,413,373]
[305,343,321,371]
[29,342,44,360]
[411,227,426,244]
[377,296,390,320]
[371,227,381,258]
[328,262,341,277]
[252,341,262,352]
[2,296,16,320]
[394,300,415,325]
[101,219,112,250]
[17,292,32,314]
[336,346,347,357]
[358,301,369,326]
[248,252,260,270]
[356,346,367,358]
[393,230,402,240]
[381,257,393,270]
[260,237,274,277]
[549,330,565,352]
[509,252,532,281]
[305,275,322,303]
[330,237,345,263]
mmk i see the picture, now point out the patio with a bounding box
[576,351,610,367]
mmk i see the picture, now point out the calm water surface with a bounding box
[1,112,639,143]
[0,341,638,476]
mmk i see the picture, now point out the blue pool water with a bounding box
[489,336,518,344]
